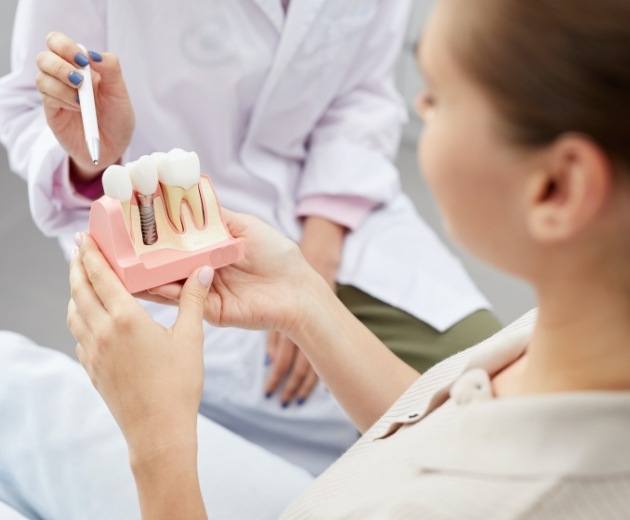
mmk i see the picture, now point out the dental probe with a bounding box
[77,44,100,165]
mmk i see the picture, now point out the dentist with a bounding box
[0,0,499,475]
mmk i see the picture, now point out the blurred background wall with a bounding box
[0,1,535,358]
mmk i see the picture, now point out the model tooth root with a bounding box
[183,184,205,229]
[160,184,185,233]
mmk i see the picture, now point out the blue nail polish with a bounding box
[281,401,290,409]
[74,53,89,67]
[296,397,306,406]
[88,50,103,62]
[265,392,273,399]
[264,354,271,366]
[69,71,83,85]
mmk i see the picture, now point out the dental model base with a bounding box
[88,149,243,294]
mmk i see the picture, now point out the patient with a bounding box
[2,0,629,517]
[65,0,630,517]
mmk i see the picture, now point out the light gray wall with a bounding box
[0,0,77,356]
[0,0,535,358]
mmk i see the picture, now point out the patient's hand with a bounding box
[67,233,212,461]
[144,210,324,338]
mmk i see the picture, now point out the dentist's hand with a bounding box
[36,32,134,183]
[67,234,212,461]
[264,217,345,407]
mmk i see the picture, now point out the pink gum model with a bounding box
[89,174,243,294]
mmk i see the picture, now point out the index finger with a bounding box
[45,31,89,69]
[78,233,134,311]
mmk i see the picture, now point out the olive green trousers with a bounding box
[337,285,502,374]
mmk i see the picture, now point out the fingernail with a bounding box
[264,354,271,366]
[68,71,83,85]
[281,401,290,409]
[88,50,103,62]
[74,232,83,247]
[197,266,213,287]
[265,392,273,399]
[74,53,89,67]
[296,397,306,406]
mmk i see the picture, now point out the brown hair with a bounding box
[450,0,630,167]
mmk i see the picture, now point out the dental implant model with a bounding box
[88,149,244,293]
[128,156,159,245]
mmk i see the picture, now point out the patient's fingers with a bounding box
[69,247,109,325]
[143,282,184,303]
[67,298,92,345]
[78,234,133,312]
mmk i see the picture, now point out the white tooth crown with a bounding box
[102,164,133,201]
[156,148,204,232]
[129,155,159,195]
[158,148,200,189]
[150,151,168,175]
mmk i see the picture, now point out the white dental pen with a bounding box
[77,44,100,165]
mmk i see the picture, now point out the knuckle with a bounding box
[45,31,61,48]
[41,94,58,109]
[46,31,71,55]
[294,366,309,379]
[110,306,132,329]
[91,327,109,349]
[65,312,75,331]
[275,357,291,373]
[34,72,44,90]
[35,51,48,70]
[84,259,104,286]
[284,378,299,393]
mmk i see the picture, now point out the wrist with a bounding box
[284,268,339,345]
[130,435,206,519]
[300,216,346,281]
[129,426,198,474]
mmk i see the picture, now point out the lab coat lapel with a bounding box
[247,0,327,132]
[273,0,327,72]
[249,0,284,33]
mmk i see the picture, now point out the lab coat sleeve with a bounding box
[0,0,107,238]
[297,0,412,229]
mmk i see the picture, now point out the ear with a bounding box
[525,134,613,243]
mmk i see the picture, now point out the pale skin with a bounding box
[67,0,630,516]
[37,31,351,404]
[418,0,630,398]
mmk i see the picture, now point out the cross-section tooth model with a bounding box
[155,148,205,232]
[88,149,244,293]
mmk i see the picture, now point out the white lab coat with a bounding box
[0,0,490,475]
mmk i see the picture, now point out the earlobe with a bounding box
[526,135,612,243]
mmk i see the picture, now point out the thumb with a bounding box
[174,266,214,337]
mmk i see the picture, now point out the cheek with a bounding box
[417,124,501,250]
[418,124,468,222]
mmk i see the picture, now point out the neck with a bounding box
[497,277,630,396]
